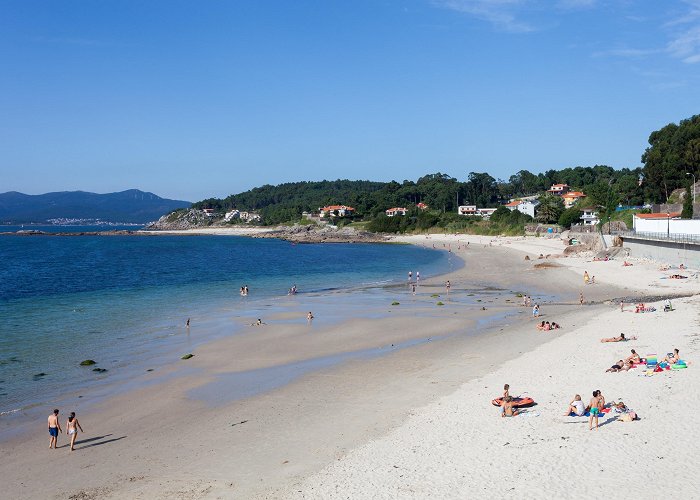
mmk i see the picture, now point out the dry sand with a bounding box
[1,233,698,499]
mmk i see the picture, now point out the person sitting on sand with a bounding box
[606,360,629,372]
[564,394,586,416]
[551,322,561,329]
[623,261,633,266]
[600,333,637,343]
[625,349,641,364]
[536,321,545,331]
[501,396,519,417]
[251,319,266,326]
[679,263,685,270]
[662,349,681,365]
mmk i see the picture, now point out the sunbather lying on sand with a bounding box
[606,360,631,372]
[669,274,687,279]
[600,333,637,342]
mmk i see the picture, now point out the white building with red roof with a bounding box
[319,205,355,218]
[385,207,407,217]
[503,199,539,218]
[547,183,570,195]
[562,191,586,208]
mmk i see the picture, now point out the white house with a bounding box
[240,211,261,222]
[503,199,539,218]
[547,183,570,196]
[224,210,240,222]
[631,212,696,234]
[458,205,478,215]
[202,208,216,217]
[319,205,355,218]
[385,207,407,217]
[580,208,600,226]
[477,208,497,219]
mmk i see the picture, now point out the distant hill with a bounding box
[0,189,191,224]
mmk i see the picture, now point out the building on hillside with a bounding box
[319,205,355,218]
[385,207,408,217]
[580,208,600,226]
[416,202,429,210]
[477,208,497,219]
[562,191,586,208]
[240,211,261,222]
[632,212,685,233]
[503,199,539,218]
[458,205,477,216]
[224,209,240,222]
[547,184,570,196]
[202,208,216,217]
[458,205,497,219]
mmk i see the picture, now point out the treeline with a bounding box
[190,114,700,225]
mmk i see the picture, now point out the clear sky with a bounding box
[1,0,699,201]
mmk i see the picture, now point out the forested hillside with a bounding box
[189,114,699,226]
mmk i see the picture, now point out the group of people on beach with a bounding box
[536,321,560,331]
[48,409,84,451]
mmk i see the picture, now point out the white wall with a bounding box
[633,218,700,235]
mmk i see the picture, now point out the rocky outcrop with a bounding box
[144,209,218,230]
[251,224,389,244]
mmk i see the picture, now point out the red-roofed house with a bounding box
[319,205,355,218]
[547,183,570,195]
[503,199,539,218]
[416,202,428,210]
[562,191,586,208]
[385,207,407,217]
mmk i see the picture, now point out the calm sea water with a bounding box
[0,232,451,415]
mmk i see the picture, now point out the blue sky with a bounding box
[1,0,699,201]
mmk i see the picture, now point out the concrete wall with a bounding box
[633,218,700,234]
[622,238,700,268]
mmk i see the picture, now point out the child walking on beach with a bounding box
[589,391,603,430]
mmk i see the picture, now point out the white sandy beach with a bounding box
[1,233,699,499]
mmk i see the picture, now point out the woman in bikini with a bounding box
[66,412,84,451]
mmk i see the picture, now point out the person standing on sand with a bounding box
[579,292,584,306]
[48,409,61,449]
[445,280,451,295]
[412,283,416,295]
[307,312,314,323]
[186,318,190,328]
[589,391,602,430]
[532,304,540,318]
[66,412,84,452]
[583,271,590,285]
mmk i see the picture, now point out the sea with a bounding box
[0,227,455,419]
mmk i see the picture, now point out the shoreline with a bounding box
[2,234,698,498]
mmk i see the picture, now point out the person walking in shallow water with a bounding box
[48,409,61,449]
[66,412,84,451]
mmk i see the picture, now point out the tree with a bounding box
[558,207,582,228]
[681,184,694,219]
[536,194,564,223]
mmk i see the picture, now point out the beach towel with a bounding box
[646,354,657,369]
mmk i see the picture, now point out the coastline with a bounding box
[1,233,698,499]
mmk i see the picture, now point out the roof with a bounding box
[386,207,407,212]
[321,205,355,211]
[563,191,586,198]
[549,184,569,188]
[504,201,522,207]
[634,212,682,219]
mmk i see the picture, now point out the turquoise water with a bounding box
[0,234,453,415]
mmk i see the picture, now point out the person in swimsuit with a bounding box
[626,349,641,364]
[662,349,680,364]
[589,391,603,430]
[48,409,62,449]
[564,395,586,416]
[66,412,84,451]
[583,271,590,285]
[600,333,637,343]
[501,396,519,417]
[606,360,628,372]
[503,384,510,399]
[445,280,450,295]
[536,321,546,331]
[307,311,314,323]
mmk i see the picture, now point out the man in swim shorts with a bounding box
[589,391,603,430]
[48,409,62,449]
